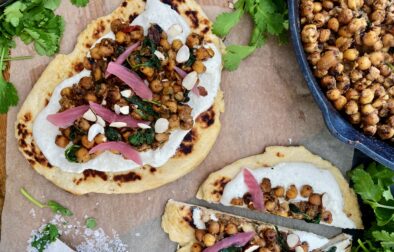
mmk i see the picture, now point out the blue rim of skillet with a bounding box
[288,0,394,169]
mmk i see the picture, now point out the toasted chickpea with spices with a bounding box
[322,0,333,10]
[195,229,205,242]
[140,66,154,78]
[93,67,102,81]
[192,60,206,74]
[314,13,327,27]
[159,38,171,50]
[338,8,353,24]
[357,56,371,70]
[369,52,384,66]
[301,24,319,43]
[322,210,333,223]
[203,233,216,247]
[84,92,98,103]
[115,31,127,44]
[259,248,271,252]
[61,87,72,97]
[349,112,361,124]
[326,89,341,101]
[343,49,359,61]
[55,135,70,148]
[383,34,394,48]
[273,186,285,197]
[286,184,298,200]
[207,221,220,235]
[309,193,322,206]
[76,147,90,163]
[364,125,377,136]
[327,17,339,32]
[224,223,238,235]
[260,178,271,192]
[364,113,380,125]
[186,33,201,48]
[149,80,163,93]
[334,96,347,110]
[319,29,331,42]
[78,118,91,131]
[191,243,202,252]
[363,31,380,47]
[265,200,276,212]
[345,100,359,115]
[155,133,169,142]
[377,125,394,140]
[94,134,106,144]
[171,39,183,51]
[230,197,244,206]
[360,89,375,104]
[79,77,93,90]
[300,185,313,198]
[313,2,322,12]
[81,135,94,149]
[90,46,101,60]
[361,104,375,115]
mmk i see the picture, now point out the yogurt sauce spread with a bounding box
[33,0,222,173]
[220,162,356,228]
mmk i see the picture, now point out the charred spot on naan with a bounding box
[175,129,198,156]
[177,5,212,38]
[74,169,108,185]
[197,107,215,128]
[113,171,142,185]
[211,176,231,201]
[92,20,106,39]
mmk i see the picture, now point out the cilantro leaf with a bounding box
[31,224,59,252]
[373,231,394,250]
[3,1,26,27]
[86,217,97,229]
[223,45,256,71]
[212,9,244,37]
[47,200,73,216]
[71,0,90,7]
[128,128,155,146]
[44,0,61,11]
[0,47,19,113]
[349,165,383,202]
[20,188,73,217]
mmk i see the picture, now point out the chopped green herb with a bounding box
[64,144,80,163]
[128,128,155,146]
[289,203,321,224]
[105,127,122,141]
[31,223,59,252]
[126,96,159,119]
[70,0,90,7]
[275,226,290,252]
[85,217,97,229]
[327,247,337,252]
[349,162,394,252]
[184,49,196,67]
[212,0,288,70]
[20,187,73,217]
[0,47,19,113]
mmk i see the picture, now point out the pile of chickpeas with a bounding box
[55,18,215,162]
[300,0,394,142]
[230,178,332,224]
[190,214,310,252]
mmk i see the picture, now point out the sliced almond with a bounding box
[88,124,105,142]
[120,89,132,98]
[138,123,151,129]
[101,99,107,105]
[96,116,106,127]
[154,50,165,61]
[109,122,127,128]
[287,233,300,249]
[114,104,121,115]
[176,45,190,63]
[182,71,198,90]
[244,245,259,252]
[119,106,130,115]
[82,109,97,122]
[154,118,169,133]
[167,24,183,37]
[295,246,304,252]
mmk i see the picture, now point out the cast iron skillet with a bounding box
[288,0,394,169]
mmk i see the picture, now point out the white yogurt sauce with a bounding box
[33,0,222,173]
[220,162,356,229]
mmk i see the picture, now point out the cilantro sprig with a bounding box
[349,163,394,252]
[31,223,59,252]
[20,187,73,216]
[213,0,288,70]
[0,0,89,114]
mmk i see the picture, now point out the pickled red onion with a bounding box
[243,168,265,211]
[106,62,153,100]
[105,42,140,78]
[89,142,142,165]
[202,232,255,252]
[47,105,90,128]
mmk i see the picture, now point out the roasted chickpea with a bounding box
[171,39,183,51]
[260,178,271,193]
[338,8,353,24]
[326,89,341,101]
[84,92,98,103]
[357,56,371,70]
[90,46,101,60]
[377,125,394,140]
[186,33,201,48]
[115,31,127,44]
[286,185,298,199]
[360,89,375,104]
[265,200,276,212]
[155,133,169,142]
[322,0,333,10]
[79,77,93,90]
[192,60,206,74]
[334,96,348,110]
[94,134,106,144]
[191,243,202,252]
[345,100,359,115]
[230,197,244,206]
[309,193,322,206]
[140,66,154,77]
[165,101,177,113]
[364,113,380,125]
[81,135,94,149]
[202,233,216,247]
[349,112,361,124]
[55,135,70,148]
[361,104,375,115]
[195,229,205,242]
[319,29,331,42]
[369,52,384,66]
[159,38,171,50]
[207,221,220,235]
[313,2,322,12]
[61,87,72,97]
[300,185,313,198]
[78,118,91,131]
[364,125,377,135]
[343,48,359,61]
[327,17,339,32]
[76,147,90,163]
[224,223,238,235]
[322,210,333,224]
[273,186,285,198]
[301,24,319,43]
[363,31,380,47]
